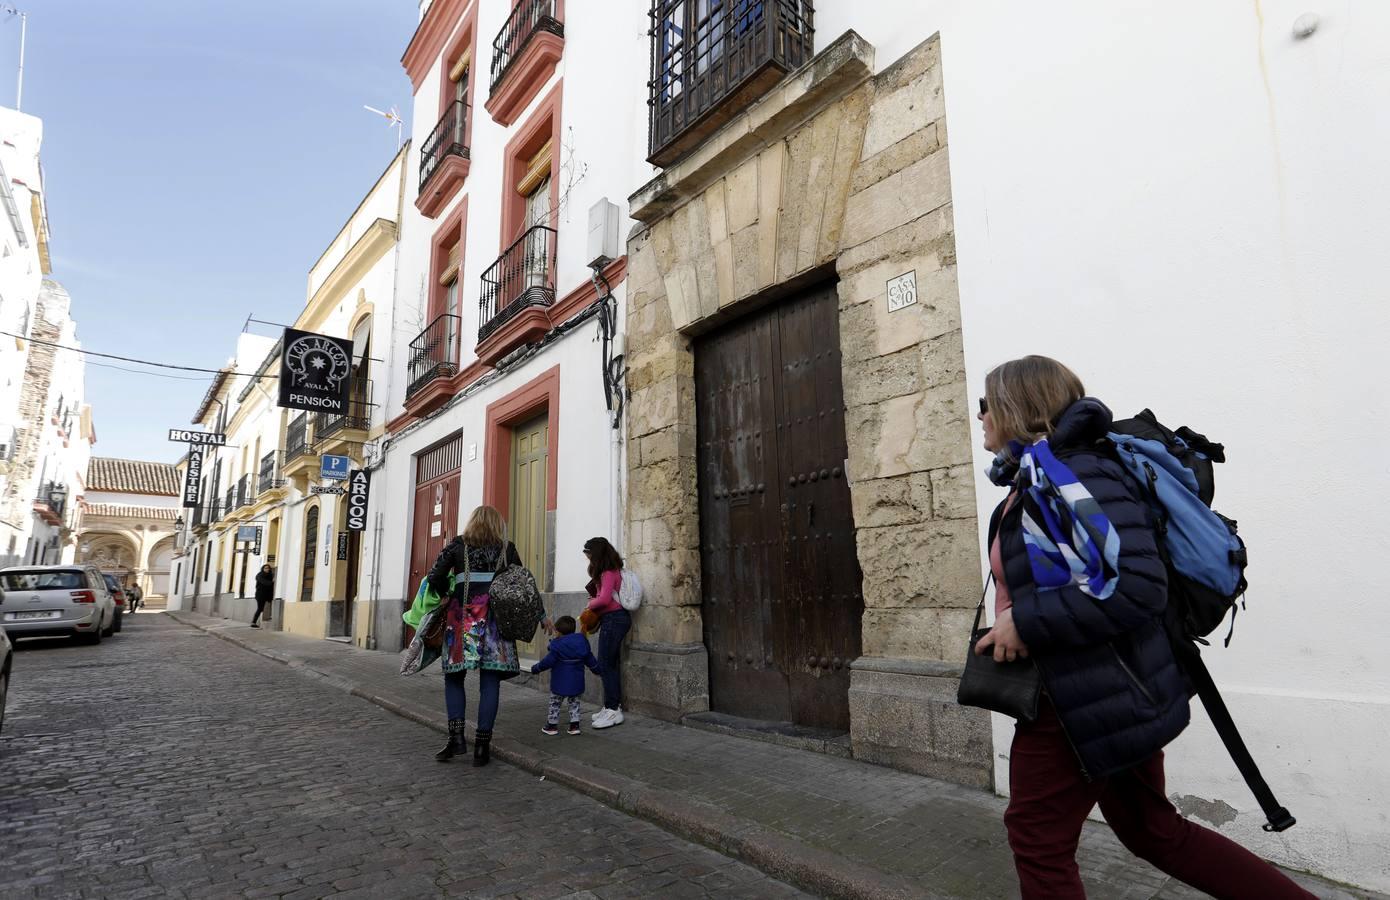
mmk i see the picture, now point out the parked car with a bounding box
[101,575,127,633]
[0,626,11,734]
[0,565,116,644]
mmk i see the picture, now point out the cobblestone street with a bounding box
[0,615,807,899]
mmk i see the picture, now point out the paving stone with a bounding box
[0,616,805,900]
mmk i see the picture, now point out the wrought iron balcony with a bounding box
[490,0,564,95]
[406,314,461,399]
[314,379,372,442]
[648,0,814,166]
[420,100,470,192]
[258,451,286,494]
[479,225,556,342]
[236,474,251,509]
[191,500,221,530]
[224,488,235,518]
[286,414,310,463]
[33,480,68,524]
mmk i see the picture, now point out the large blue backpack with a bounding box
[1107,410,1248,644]
[1108,410,1294,833]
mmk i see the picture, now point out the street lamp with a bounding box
[49,482,67,512]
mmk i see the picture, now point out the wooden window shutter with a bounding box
[438,242,461,286]
[515,139,553,196]
[448,48,472,83]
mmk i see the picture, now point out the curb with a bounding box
[164,611,932,900]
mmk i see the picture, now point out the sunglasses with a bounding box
[978,397,989,416]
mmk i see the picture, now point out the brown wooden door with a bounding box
[695,282,863,730]
[407,437,463,645]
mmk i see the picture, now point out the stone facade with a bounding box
[624,32,991,786]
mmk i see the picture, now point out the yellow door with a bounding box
[510,415,548,590]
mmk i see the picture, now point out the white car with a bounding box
[0,565,118,645]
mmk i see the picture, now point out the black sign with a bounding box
[168,429,227,446]
[182,446,204,509]
[279,328,354,414]
[346,469,370,532]
[336,532,349,561]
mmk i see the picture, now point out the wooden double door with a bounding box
[407,436,463,645]
[694,282,864,731]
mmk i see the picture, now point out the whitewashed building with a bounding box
[167,147,408,649]
[616,0,1390,892]
[370,0,647,656]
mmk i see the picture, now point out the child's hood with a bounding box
[549,632,592,658]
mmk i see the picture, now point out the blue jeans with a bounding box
[597,609,631,710]
[444,669,502,731]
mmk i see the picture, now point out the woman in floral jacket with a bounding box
[425,505,542,767]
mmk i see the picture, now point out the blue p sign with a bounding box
[321,455,351,481]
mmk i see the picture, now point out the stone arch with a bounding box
[77,529,141,584]
[145,534,177,599]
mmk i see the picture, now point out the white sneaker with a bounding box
[590,709,608,723]
[591,708,614,727]
[593,708,624,729]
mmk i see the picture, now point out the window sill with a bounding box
[416,154,470,219]
[484,31,563,127]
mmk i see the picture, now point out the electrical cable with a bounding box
[0,329,280,379]
[87,360,215,382]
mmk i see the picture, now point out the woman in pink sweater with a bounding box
[583,537,627,729]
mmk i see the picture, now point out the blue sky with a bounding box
[4,0,416,463]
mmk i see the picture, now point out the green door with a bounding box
[510,415,548,591]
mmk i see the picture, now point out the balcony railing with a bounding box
[315,379,372,441]
[490,0,564,95]
[420,100,469,191]
[648,0,814,166]
[286,414,310,463]
[192,500,221,529]
[224,488,236,517]
[33,481,67,522]
[236,474,251,509]
[479,225,557,342]
[258,451,285,493]
[406,314,461,399]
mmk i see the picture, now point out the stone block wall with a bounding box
[624,32,991,785]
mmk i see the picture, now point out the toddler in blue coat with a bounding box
[530,616,602,735]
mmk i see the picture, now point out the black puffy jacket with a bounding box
[427,537,521,602]
[992,398,1189,778]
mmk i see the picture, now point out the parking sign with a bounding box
[321,455,351,481]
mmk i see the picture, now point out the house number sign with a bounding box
[887,271,918,313]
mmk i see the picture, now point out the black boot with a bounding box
[435,719,467,762]
[472,729,492,767]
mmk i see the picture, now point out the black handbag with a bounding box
[957,576,1041,722]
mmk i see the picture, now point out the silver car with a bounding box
[0,565,117,645]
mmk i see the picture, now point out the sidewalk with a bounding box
[165,610,1372,900]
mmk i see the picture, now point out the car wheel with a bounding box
[112,613,122,634]
[103,616,115,638]
[86,619,104,645]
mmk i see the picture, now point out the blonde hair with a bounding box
[984,355,1086,450]
[461,505,506,546]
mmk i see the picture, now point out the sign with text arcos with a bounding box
[346,469,370,532]
[278,327,354,414]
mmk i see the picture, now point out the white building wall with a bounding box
[376,3,646,644]
[805,0,1388,889]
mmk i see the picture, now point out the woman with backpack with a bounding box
[974,355,1312,899]
[582,537,628,729]
[426,505,546,767]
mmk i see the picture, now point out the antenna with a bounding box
[364,104,404,150]
[1,5,26,110]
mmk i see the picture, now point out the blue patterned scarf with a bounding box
[988,439,1121,599]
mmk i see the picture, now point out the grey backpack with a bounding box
[489,542,543,643]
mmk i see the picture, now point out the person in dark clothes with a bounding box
[975,355,1312,900]
[251,565,274,628]
[531,616,602,735]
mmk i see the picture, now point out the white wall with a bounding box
[812,0,1390,889]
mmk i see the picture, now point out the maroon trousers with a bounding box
[1005,699,1314,899]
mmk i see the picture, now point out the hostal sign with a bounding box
[279,327,354,414]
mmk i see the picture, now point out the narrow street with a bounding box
[0,615,807,900]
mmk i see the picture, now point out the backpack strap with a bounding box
[1183,651,1296,832]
